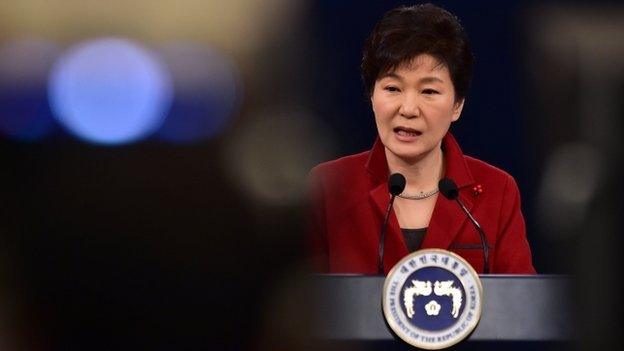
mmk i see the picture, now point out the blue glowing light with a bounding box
[157,43,241,143]
[48,38,172,145]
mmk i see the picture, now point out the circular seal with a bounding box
[382,249,483,349]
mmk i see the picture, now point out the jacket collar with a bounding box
[365,132,477,272]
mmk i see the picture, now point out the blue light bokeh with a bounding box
[48,38,173,145]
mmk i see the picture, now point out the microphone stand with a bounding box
[378,194,398,274]
[454,197,490,274]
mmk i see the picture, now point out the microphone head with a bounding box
[438,178,459,200]
[388,173,406,196]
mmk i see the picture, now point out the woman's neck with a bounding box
[385,146,444,193]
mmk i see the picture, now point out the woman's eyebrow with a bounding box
[418,76,444,84]
[378,72,402,81]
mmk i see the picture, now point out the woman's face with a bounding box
[371,54,464,164]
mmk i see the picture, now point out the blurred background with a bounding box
[0,0,622,350]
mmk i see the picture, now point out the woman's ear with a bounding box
[451,98,465,122]
[370,91,376,112]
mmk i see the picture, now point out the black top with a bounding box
[401,228,427,252]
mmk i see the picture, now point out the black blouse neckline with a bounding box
[401,227,427,252]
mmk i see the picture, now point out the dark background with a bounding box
[1,0,622,350]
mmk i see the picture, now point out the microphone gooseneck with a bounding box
[378,173,406,274]
[439,178,490,274]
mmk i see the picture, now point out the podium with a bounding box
[313,275,573,348]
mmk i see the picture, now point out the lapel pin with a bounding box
[472,184,483,197]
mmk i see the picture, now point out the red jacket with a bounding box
[308,133,536,274]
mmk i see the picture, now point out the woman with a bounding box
[308,3,535,274]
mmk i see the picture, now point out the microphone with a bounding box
[439,178,490,274]
[378,173,406,274]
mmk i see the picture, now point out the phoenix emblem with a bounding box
[403,280,463,318]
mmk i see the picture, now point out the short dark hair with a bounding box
[361,3,474,101]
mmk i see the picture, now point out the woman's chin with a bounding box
[385,146,427,164]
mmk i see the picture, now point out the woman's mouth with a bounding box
[394,127,422,140]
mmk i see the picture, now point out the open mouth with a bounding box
[394,127,422,137]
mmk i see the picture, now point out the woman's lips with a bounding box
[394,127,422,141]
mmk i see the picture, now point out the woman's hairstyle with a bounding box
[361,3,474,101]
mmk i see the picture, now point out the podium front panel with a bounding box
[314,275,572,341]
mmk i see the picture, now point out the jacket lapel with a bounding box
[369,183,408,271]
[421,192,473,249]
[366,138,408,271]
[422,133,476,249]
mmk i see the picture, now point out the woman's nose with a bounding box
[398,95,420,118]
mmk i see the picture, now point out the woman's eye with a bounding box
[384,86,400,92]
[422,89,439,95]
